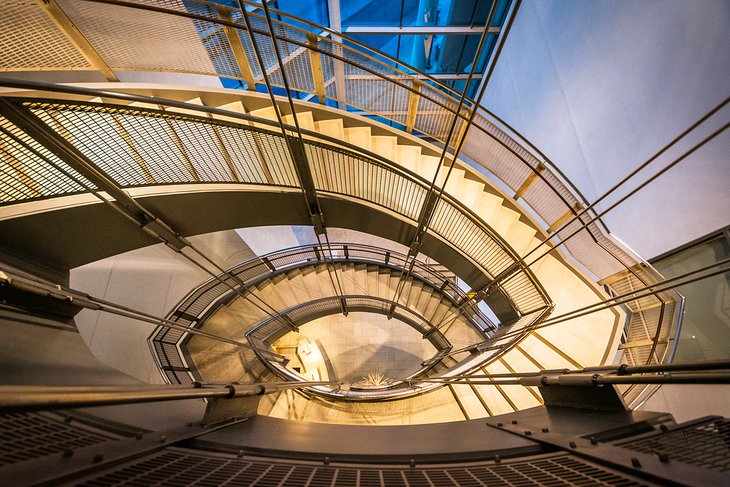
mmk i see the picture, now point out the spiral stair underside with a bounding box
[0,4,713,486]
[0,83,624,422]
[0,0,682,387]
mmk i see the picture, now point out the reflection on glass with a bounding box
[203,0,511,102]
[270,0,329,27]
[652,232,730,362]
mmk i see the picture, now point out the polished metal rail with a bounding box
[0,381,331,413]
[151,242,497,385]
[0,91,546,314]
[0,1,685,404]
[244,294,456,400]
[420,359,730,386]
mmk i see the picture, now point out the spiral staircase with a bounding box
[0,1,703,485]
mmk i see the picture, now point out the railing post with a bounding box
[306,33,327,105]
[0,138,42,197]
[110,115,156,184]
[217,7,258,90]
[36,0,118,81]
[513,162,546,200]
[548,202,584,234]
[262,256,276,271]
[405,79,422,133]
[452,107,471,149]
[162,118,201,181]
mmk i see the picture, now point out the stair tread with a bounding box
[314,119,345,139]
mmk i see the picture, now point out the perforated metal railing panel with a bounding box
[73,447,648,486]
[616,417,730,473]
[0,0,92,70]
[0,412,119,467]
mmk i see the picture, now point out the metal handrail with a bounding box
[0,381,332,413]
[0,1,684,402]
[151,244,499,395]
[0,82,549,317]
[176,241,497,322]
[244,294,455,399]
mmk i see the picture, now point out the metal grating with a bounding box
[153,244,498,388]
[0,412,118,466]
[26,102,299,189]
[0,115,90,204]
[57,0,218,76]
[14,100,544,320]
[0,0,91,70]
[617,417,730,473]
[74,448,647,486]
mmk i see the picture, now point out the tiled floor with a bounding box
[275,312,437,384]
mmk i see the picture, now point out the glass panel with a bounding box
[472,0,496,25]
[491,0,511,26]
[400,0,423,27]
[341,0,402,27]
[437,0,481,26]
[652,233,730,362]
[347,34,399,61]
[271,0,329,28]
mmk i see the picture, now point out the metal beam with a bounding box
[344,25,501,35]
[513,162,545,200]
[405,79,421,133]
[35,0,118,81]
[547,202,583,233]
[0,382,330,413]
[0,137,42,197]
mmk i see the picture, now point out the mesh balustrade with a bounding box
[0,0,683,405]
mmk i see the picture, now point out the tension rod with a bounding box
[391,1,503,309]
[0,381,333,413]
[428,359,730,383]
[0,267,286,360]
[417,373,730,387]
[492,257,730,343]
[479,110,730,297]
[236,0,345,307]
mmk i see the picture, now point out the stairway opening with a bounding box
[274,312,438,386]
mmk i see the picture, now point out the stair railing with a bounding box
[0,0,684,403]
[151,242,501,385]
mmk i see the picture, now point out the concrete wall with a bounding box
[640,385,730,423]
[487,0,730,259]
[70,230,254,383]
